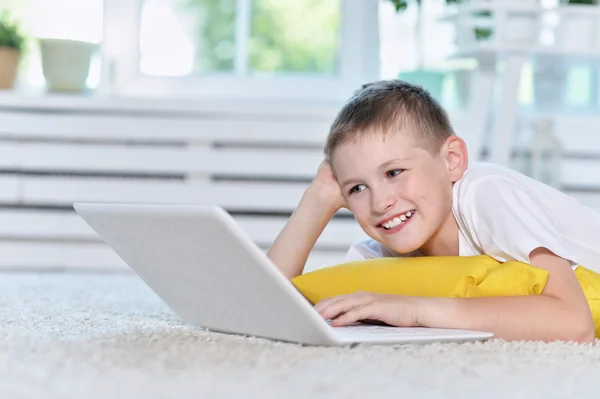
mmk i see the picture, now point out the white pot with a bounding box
[40,38,97,92]
[559,13,596,52]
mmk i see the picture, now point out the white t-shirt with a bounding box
[343,162,600,273]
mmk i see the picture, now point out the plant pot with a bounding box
[398,69,446,100]
[0,47,20,89]
[40,38,97,92]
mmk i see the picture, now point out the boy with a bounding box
[267,79,600,344]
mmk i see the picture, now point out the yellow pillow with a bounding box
[291,255,600,338]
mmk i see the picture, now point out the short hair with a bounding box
[324,79,455,161]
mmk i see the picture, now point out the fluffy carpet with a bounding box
[2,271,600,399]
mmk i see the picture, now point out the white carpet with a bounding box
[2,271,600,399]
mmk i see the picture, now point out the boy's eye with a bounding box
[349,184,366,195]
[387,169,404,178]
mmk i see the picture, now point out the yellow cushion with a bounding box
[291,255,600,338]
[574,266,600,338]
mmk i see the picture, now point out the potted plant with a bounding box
[0,12,25,89]
[39,38,97,92]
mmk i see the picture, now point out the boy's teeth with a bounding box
[382,210,415,229]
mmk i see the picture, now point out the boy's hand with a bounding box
[310,160,347,211]
[314,292,420,327]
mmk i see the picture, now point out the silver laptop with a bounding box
[73,202,493,346]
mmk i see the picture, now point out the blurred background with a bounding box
[0,0,595,105]
[0,0,599,272]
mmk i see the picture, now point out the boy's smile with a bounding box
[377,209,416,233]
[330,132,467,256]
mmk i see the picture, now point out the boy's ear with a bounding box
[443,136,468,182]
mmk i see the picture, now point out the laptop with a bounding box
[73,202,493,346]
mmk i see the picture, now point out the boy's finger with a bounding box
[313,297,337,313]
[331,305,372,327]
[313,293,355,312]
[316,295,370,320]
[316,299,351,320]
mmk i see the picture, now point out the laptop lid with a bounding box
[73,202,338,345]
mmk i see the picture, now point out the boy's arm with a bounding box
[317,248,595,343]
[419,247,595,343]
[438,178,595,342]
[266,185,340,280]
[267,160,347,281]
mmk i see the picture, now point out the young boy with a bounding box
[267,79,600,344]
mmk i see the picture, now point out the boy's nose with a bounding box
[372,191,396,214]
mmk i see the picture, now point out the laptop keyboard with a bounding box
[331,324,434,338]
[327,322,493,343]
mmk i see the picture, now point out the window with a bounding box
[2,0,594,107]
[1,0,379,102]
[138,0,340,77]
[103,0,380,101]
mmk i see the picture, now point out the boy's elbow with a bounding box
[550,323,594,344]
[564,314,595,344]
[545,301,595,344]
[573,322,595,344]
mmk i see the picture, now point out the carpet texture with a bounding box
[2,271,600,399]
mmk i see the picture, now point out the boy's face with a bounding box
[331,132,467,255]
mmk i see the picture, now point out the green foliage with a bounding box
[386,0,411,12]
[385,0,461,12]
[249,0,339,74]
[180,0,236,72]
[180,0,339,74]
[567,0,597,4]
[0,12,25,51]
[473,10,493,41]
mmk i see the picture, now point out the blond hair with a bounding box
[325,79,455,160]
